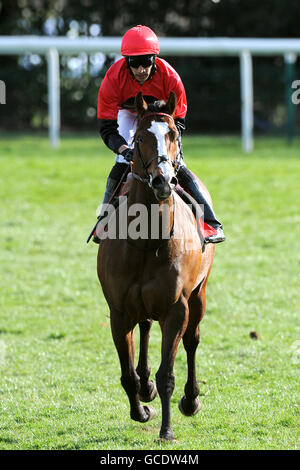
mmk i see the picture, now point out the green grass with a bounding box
[0,134,299,450]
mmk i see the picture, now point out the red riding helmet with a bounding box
[121,25,160,56]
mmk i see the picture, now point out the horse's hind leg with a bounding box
[178,286,206,417]
[136,320,157,402]
[110,310,156,423]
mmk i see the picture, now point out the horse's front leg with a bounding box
[110,309,156,423]
[156,298,189,440]
[136,320,157,403]
[179,286,206,416]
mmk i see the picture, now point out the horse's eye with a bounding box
[136,136,143,144]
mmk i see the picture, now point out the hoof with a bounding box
[139,381,158,403]
[155,437,177,443]
[144,405,157,421]
[159,428,175,441]
[178,396,201,417]
[131,405,156,423]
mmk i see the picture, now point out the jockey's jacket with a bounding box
[97,57,187,154]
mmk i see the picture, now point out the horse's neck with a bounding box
[127,180,174,243]
[127,179,155,206]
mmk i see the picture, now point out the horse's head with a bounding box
[133,92,180,201]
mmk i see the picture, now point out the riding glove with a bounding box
[121,148,134,162]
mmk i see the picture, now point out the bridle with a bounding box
[127,112,179,254]
[132,112,181,188]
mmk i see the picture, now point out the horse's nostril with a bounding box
[152,175,165,189]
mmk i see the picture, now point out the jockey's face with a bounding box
[127,55,155,85]
[130,64,153,85]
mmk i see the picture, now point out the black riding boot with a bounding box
[92,163,129,244]
[177,165,225,244]
[92,177,119,244]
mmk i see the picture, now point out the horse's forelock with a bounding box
[148,100,167,113]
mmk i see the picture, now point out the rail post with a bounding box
[47,48,60,148]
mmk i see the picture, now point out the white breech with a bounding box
[115,109,138,164]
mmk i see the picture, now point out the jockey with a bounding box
[94,25,225,244]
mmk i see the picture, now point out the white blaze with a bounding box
[148,121,169,156]
[148,121,175,183]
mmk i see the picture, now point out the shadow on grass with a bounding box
[0,437,18,444]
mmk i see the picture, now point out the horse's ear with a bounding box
[165,91,177,116]
[135,92,148,116]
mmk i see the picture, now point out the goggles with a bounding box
[127,55,155,69]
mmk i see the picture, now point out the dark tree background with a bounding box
[0,0,299,134]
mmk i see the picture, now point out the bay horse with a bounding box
[97,91,215,440]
